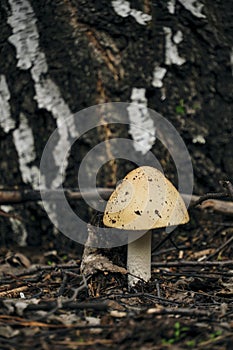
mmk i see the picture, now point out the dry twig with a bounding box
[151,260,233,268]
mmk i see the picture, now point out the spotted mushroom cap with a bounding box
[103,166,189,230]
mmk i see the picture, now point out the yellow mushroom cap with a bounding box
[103,166,189,230]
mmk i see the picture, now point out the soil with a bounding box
[0,206,233,349]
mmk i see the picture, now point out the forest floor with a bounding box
[0,206,233,350]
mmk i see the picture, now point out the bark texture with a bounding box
[0,0,232,247]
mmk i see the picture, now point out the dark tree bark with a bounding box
[0,0,232,247]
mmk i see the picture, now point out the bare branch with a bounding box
[0,188,233,216]
[151,260,233,268]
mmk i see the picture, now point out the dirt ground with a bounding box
[0,204,233,350]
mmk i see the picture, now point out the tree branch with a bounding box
[151,260,233,268]
[0,188,233,216]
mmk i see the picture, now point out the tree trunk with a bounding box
[0,0,232,248]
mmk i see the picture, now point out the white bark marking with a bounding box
[127,88,156,155]
[192,135,206,144]
[7,0,39,70]
[164,27,186,66]
[230,48,233,76]
[12,112,40,187]
[178,0,206,19]
[1,205,27,246]
[152,66,167,88]
[112,0,130,17]
[7,0,78,190]
[0,75,15,133]
[11,113,57,226]
[168,0,176,14]
[112,0,152,25]
[173,30,183,44]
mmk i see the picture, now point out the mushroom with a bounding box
[103,166,189,286]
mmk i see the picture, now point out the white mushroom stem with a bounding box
[127,231,151,287]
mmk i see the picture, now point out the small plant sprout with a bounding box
[103,166,189,286]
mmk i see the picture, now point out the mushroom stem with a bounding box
[127,230,151,287]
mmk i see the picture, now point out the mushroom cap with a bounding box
[103,166,189,230]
